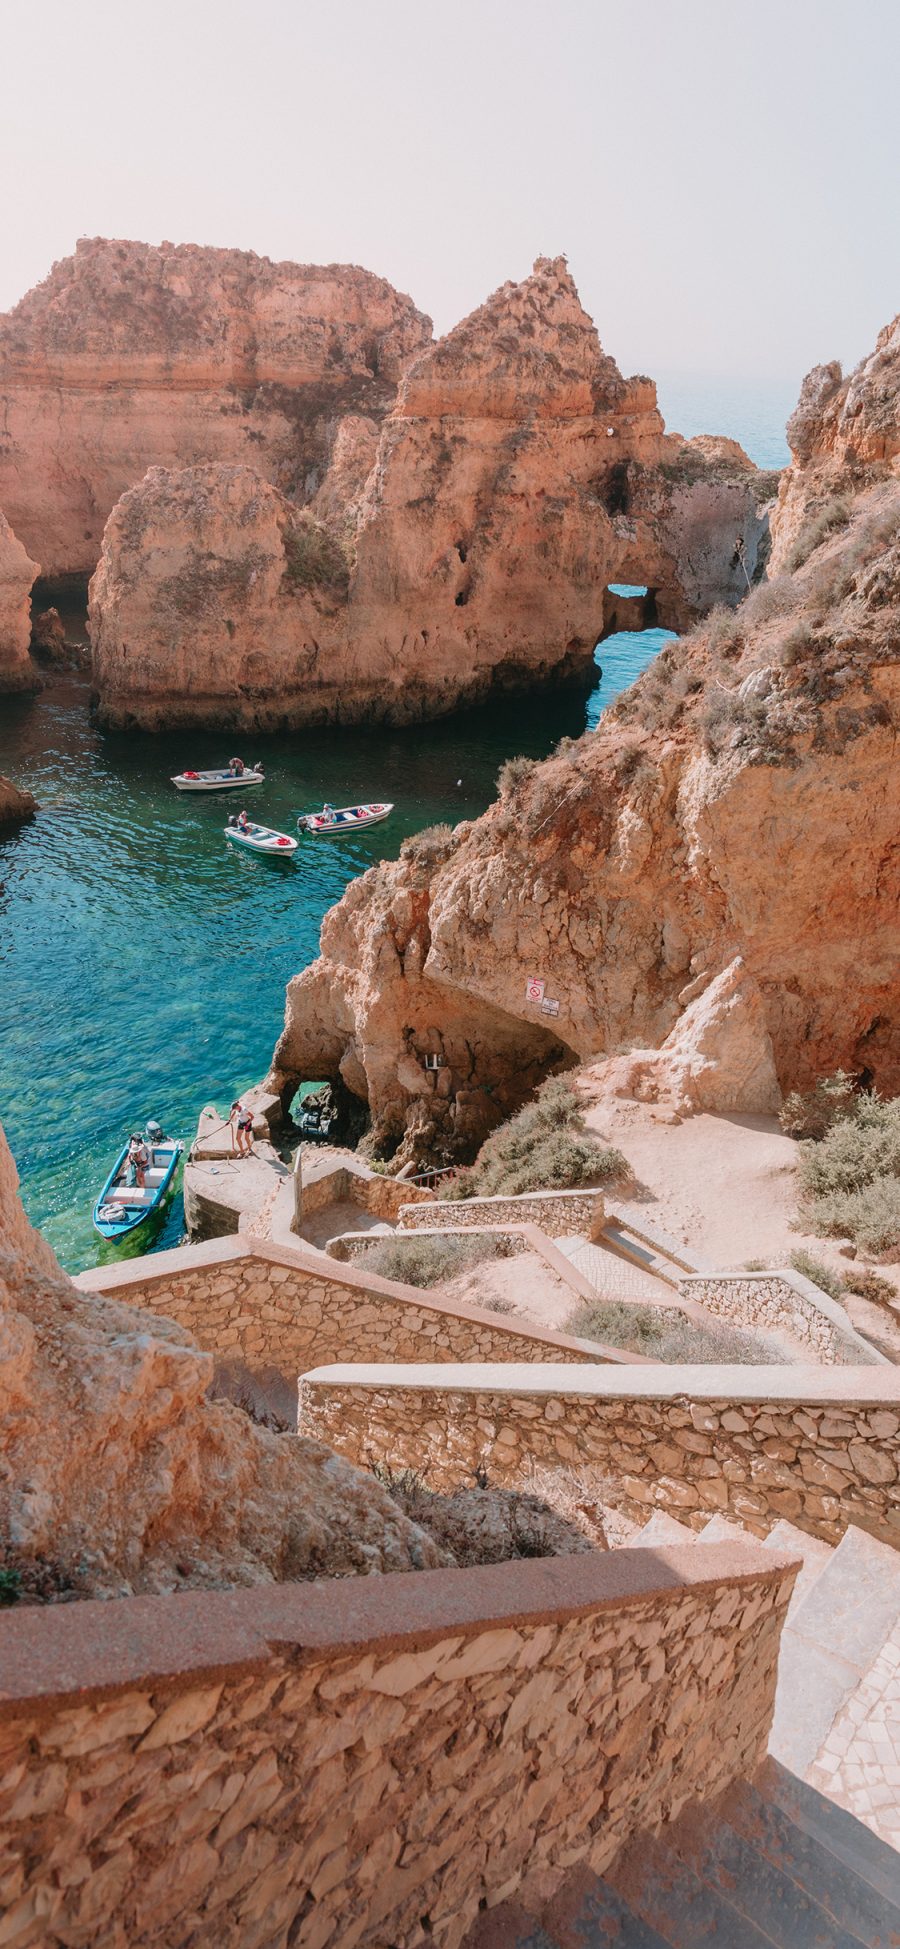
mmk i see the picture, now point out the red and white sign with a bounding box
[525,978,546,1005]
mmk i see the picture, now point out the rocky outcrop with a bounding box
[0,775,36,827]
[580,957,782,1118]
[0,237,432,578]
[0,509,39,692]
[268,315,900,1156]
[770,313,900,572]
[88,254,768,728]
[0,1120,444,1596]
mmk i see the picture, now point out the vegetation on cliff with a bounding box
[447,1077,627,1200]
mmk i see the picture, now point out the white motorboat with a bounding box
[298,801,394,836]
[172,765,264,792]
[224,816,298,857]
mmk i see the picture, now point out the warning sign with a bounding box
[540,997,560,1018]
[525,978,546,1005]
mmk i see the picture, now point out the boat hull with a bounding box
[92,1139,183,1240]
[299,802,393,837]
[225,824,298,856]
[172,770,264,792]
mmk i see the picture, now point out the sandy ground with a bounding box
[439,1251,579,1335]
[579,1096,900,1360]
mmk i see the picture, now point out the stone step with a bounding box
[607,1828,779,1947]
[637,1512,697,1547]
[770,1525,900,1775]
[719,1776,900,1946]
[759,1759,900,1908]
[762,1519,833,1621]
[697,1514,751,1546]
[667,1800,881,1948]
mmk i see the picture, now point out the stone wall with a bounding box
[679,1270,882,1365]
[75,1240,619,1399]
[326,1225,532,1265]
[299,1154,434,1222]
[0,1543,795,1947]
[298,1363,900,1549]
[399,1188,606,1239]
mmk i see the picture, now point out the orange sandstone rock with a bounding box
[0,509,39,692]
[88,255,767,729]
[0,237,431,578]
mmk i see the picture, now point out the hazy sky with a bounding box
[3,0,897,398]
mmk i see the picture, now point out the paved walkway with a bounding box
[555,1234,678,1304]
[808,1625,900,1847]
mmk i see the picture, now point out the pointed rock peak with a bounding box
[401,255,623,421]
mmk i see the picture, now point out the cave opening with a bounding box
[31,574,92,646]
[455,584,471,607]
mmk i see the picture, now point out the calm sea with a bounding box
[0,378,791,1269]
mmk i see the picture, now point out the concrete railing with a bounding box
[0,1543,796,1947]
[679,1269,885,1366]
[75,1237,645,1391]
[298,1362,900,1549]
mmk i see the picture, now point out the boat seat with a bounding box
[107,1185,150,1204]
[144,1169,166,1188]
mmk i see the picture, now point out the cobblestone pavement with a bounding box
[808,1626,900,1846]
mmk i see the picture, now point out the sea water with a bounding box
[1,634,671,1270]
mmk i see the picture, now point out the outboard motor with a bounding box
[227,813,238,828]
[146,1120,164,1145]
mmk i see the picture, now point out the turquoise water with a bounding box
[0,628,667,1271]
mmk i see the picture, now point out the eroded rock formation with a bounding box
[0,1121,444,1595]
[771,313,900,572]
[268,313,900,1158]
[88,255,768,728]
[0,775,36,827]
[0,509,39,692]
[0,237,431,578]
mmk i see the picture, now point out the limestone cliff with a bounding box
[0,237,431,578]
[268,315,900,1159]
[88,255,768,729]
[770,313,900,572]
[0,1123,443,1596]
[0,509,39,692]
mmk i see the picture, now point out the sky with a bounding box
[2,0,898,414]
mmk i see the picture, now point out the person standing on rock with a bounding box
[231,1100,254,1157]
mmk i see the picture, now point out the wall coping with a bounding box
[73,1234,643,1365]
[299,1360,900,1405]
[0,1541,796,1720]
[680,1267,889,1366]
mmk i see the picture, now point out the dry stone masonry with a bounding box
[679,1271,882,1365]
[298,1366,900,1549]
[0,1544,794,1947]
[398,1189,606,1239]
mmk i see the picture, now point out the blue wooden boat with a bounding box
[92,1123,183,1240]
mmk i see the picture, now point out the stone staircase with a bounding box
[465,1520,900,1946]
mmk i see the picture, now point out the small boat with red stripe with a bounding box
[297,801,393,837]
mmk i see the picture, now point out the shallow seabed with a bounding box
[0,630,670,1271]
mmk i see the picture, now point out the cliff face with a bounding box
[0,1123,443,1596]
[770,313,900,572]
[88,255,768,729]
[0,509,39,691]
[0,237,432,578]
[268,317,900,1159]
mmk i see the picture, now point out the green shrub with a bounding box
[786,497,851,572]
[448,1075,628,1200]
[361,1232,509,1289]
[789,1249,845,1302]
[283,517,350,593]
[807,1177,900,1258]
[779,1070,858,1139]
[566,1300,785,1364]
[795,1089,900,1256]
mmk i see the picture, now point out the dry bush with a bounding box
[497,754,536,795]
[788,1249,845,1302]
[400,823,456,866]
[565,1299,785,1364]
[741,575,798,625]
[208,1358,296,1431]
[705,605,744,659]
[448,1075,628,1200]
[779,621,814,667]
[786,497,852,571]
[360,1231,511,1289]
[842,1266,898,1307]
[797,1091,900,1258]
[372,1466,595,1565]
[283,517,350,593]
